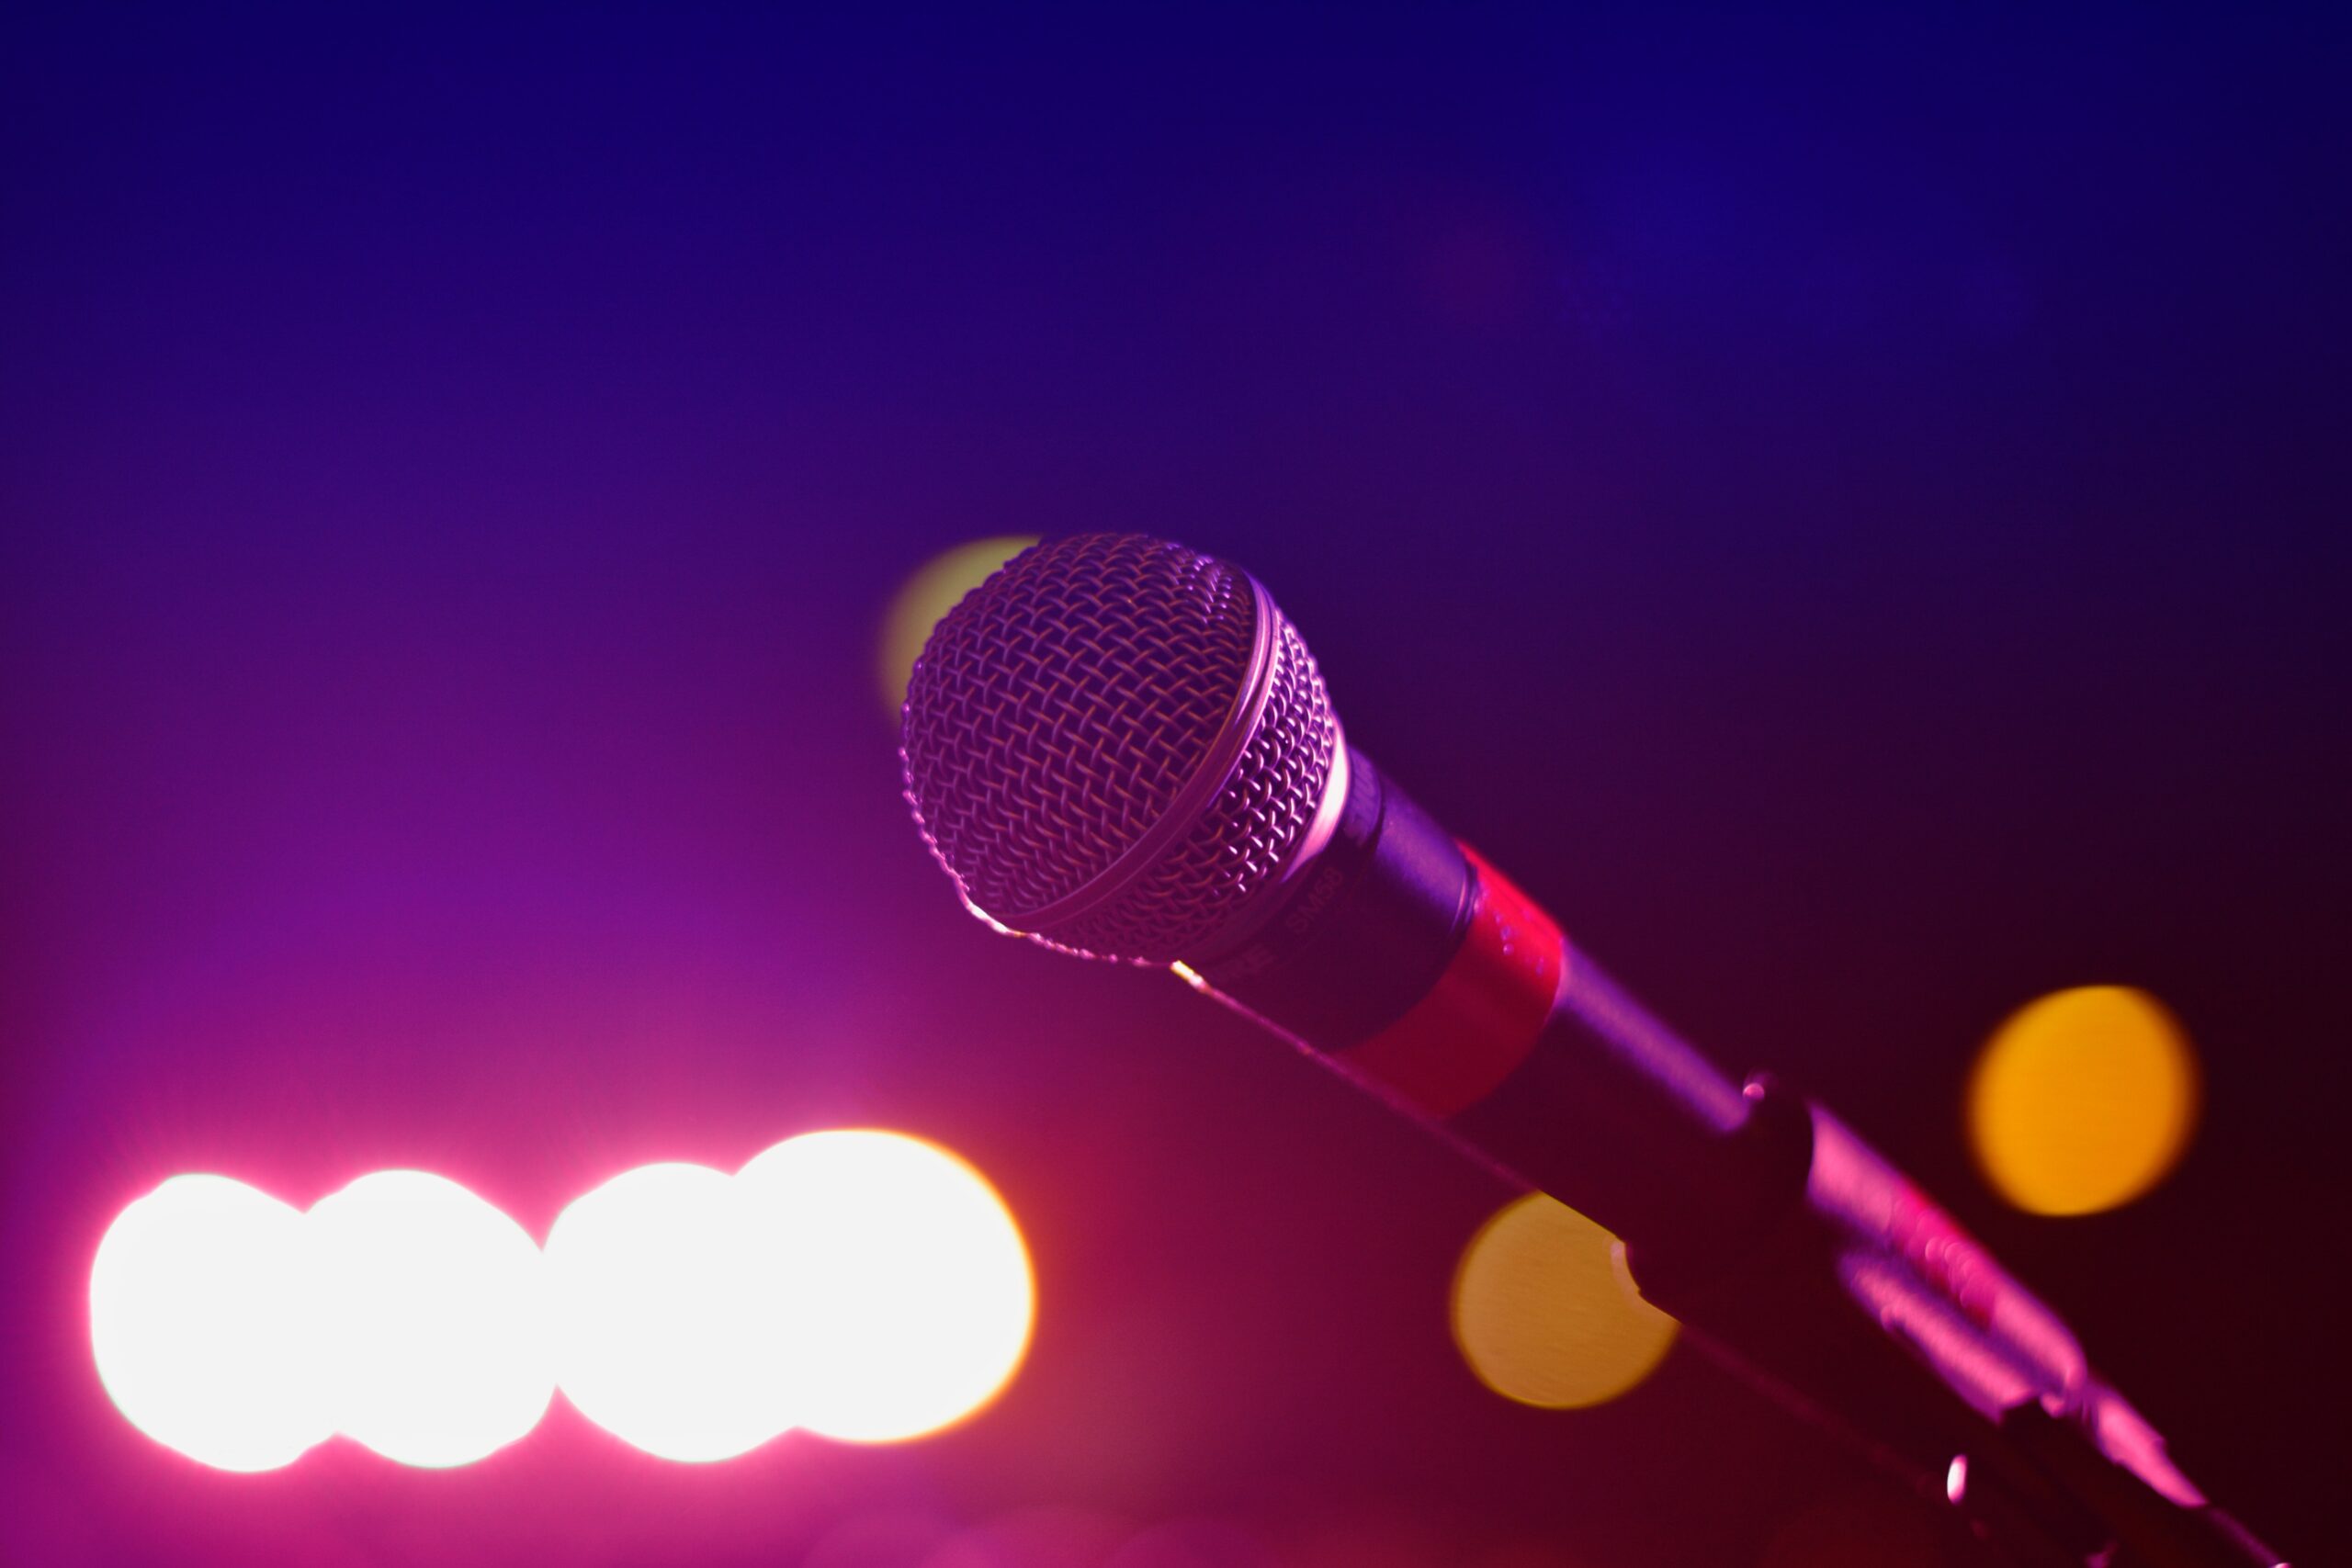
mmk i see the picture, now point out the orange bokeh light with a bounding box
[1967,986,2200,1216]
[1450,1192,1675,1410]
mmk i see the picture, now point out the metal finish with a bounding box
[900,533,1340,963]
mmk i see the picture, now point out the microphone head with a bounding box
[899,533,1341,964]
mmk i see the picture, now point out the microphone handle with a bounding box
[1183,747,2281,1567]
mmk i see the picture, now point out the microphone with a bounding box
[898,534,2281,1568]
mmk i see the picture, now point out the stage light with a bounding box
[88,1175,333,1472]
[306,1170,553,1467]
[1967,985,2200,1216]
[1450,1192,1675,1410]
[876,536,1039,716]
[92,1132,1032,1468]
[738,1129,1034,1442]
[542,1162,794,1462]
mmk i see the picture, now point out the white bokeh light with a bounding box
[542,1162,794,1462]
[89,1175,333,1472]
[306,1170,553,1467]
[738,1130,1034,1443]
[93,1133,1034,1469]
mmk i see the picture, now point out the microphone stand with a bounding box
[1610,1073,2286,1568]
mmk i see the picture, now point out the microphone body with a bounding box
[899,534,2282,1567]
[1186,744,2085,1416]
[1193,743,2265,1565]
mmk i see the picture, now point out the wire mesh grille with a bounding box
[900,533,1339,963]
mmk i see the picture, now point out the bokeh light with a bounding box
[1967,985,2200,1216]
[88,1175,333,1472]
[739,1129,1034,1442]
[1450,1192,1675,1410]
[306,1170,553,1467]
[92,1131,1032,1470]
[876,536,1039,716]
[542,1162,794,1462]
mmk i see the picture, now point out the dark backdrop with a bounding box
[4,8,2345,1566]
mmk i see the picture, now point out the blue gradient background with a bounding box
[4,9,2346,1565]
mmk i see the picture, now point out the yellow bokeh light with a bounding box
[1450,1192,1675,1410]
[877,536,1040,716]
[1967,985,2200,1216]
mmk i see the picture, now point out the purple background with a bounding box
[4,9,2346,1565]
